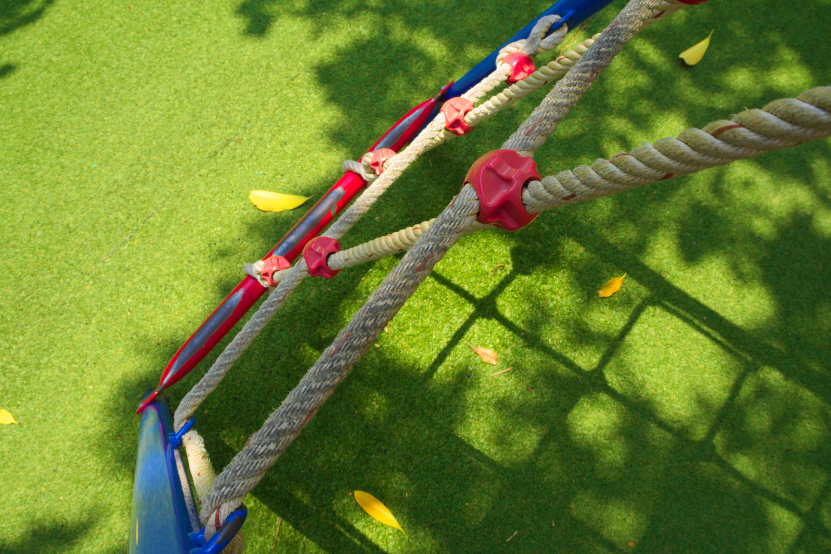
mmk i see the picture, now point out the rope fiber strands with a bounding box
[522,87,831,212]
[195,0,683,529]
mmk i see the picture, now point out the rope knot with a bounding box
[342,159,377,183]
[496,14,568,70]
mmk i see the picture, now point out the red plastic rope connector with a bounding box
[370,148,396,176]
[465,149,540,231]
[502,52,535,84]
[303,237,341,279]
[441,97,475,136]
[261,255,291,286]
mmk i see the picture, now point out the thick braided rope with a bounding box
[247,220,442,286]
[246,90,831,292]
[248,36,601,288]
[245,2,678,286]
[175,85,495,435]
[199,0,676,525]
[248,31,594,286]
[202,86,831,526]
[470,35,600,127]
[269,89,831,284]
[174,58,524,438]
[199,185,482,521]
[503,0,686,156]
[522,87,831,212]
[174,265,307,433]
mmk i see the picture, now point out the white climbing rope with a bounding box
[173,18,576,544]
[195,0,694,533]
[173,2,824,550]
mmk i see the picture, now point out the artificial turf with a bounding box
[1,0,830,552]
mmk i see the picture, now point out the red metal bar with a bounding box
[137,86,450,413]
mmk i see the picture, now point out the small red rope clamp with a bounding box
[261,255,291,287]
[370,148,396,176]
[304,237,341,279]
[441,97,475,136]
[502,52,535,84]
[465,149,540,231]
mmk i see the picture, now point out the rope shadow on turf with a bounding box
[423,219,830,551]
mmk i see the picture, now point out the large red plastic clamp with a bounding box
[502,52,535,84]
[261,255,291,287]
[370,148,396,176]
[303,237,341,279]
[441,97,475,136]
[465,149,540,231]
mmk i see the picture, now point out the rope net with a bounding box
[166,0,831,548]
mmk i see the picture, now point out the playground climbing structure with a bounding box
[129,0,831,552]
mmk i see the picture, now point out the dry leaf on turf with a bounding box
[491,367,513,376]
[679,31,713,66]
[467,342,497,365]
[598,274,626,298]
[249,190,310,212]
[354,491,406,534]
[0,409,18,424]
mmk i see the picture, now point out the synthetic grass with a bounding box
[1,0,830,552]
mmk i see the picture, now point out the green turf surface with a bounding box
[1,0,830,552]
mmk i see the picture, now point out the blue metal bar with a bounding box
[446,0,615,98]
[129,399,194,554]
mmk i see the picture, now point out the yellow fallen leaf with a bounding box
[354,491,406,534]
[679,31,713,66]
[598,274,626,298]
[0,408,18,424]
[249,190,310,212]
[467,342,497,365]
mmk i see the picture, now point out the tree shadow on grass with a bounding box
[0,63,16,78]
[0,515,98,554]
[0,0,56,37]
[106,143,831,553]
[104,0,831,551]
[109,186,831,551]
